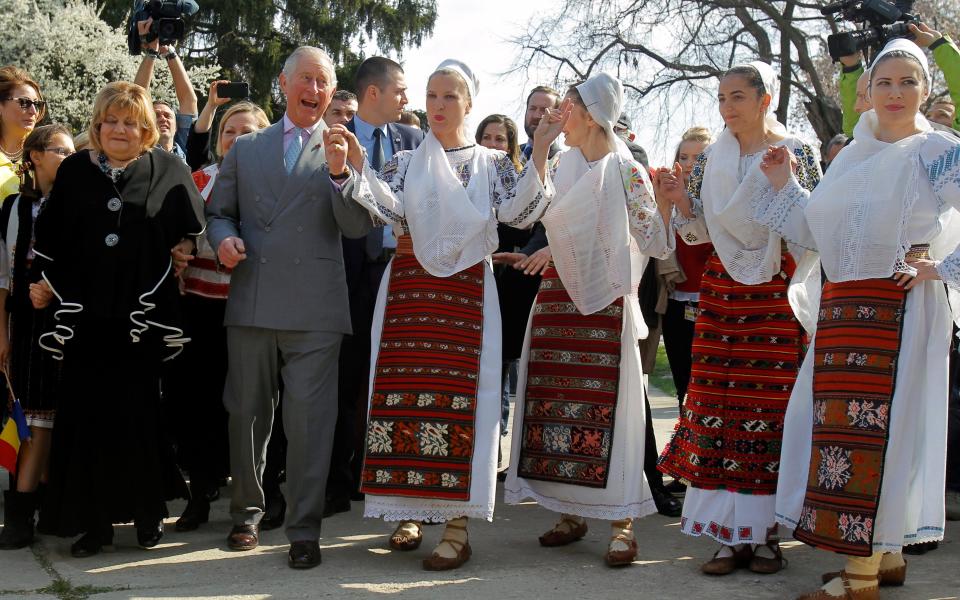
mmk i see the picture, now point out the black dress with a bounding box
[0,192,61,428]
[34,150,203,535]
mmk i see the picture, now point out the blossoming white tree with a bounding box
[0,0,218,132]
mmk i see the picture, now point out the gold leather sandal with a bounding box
[389,521,423,551]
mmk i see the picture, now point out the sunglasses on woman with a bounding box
[3,97,47,112]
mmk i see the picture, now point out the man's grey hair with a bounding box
[283,46,337,86]
[826,133,849,152]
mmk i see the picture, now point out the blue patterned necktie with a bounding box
[284,127,303,174]
[372,128,385,171]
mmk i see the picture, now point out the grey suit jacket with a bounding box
[206,120,372,333]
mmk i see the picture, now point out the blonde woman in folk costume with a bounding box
[504,72,676,566]
[342,59,556,570]
[755,38,960,600]
[656,61,822,575]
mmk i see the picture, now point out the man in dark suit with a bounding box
[520,85,562,162]
[325,56,425,516]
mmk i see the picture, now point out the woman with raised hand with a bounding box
[344,59,554,571]
[656,61,821,576]
[30,82,203,557]
[0,124,73,550]
[756,39,959,600]
[504,72,675,567]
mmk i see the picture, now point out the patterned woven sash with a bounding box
[517,267,624,488]
[794,278,907,556]
[360,253,485,501]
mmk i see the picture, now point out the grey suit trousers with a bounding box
[224,326,342,542]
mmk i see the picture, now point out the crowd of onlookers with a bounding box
[0,17,958,589]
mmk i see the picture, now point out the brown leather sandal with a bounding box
[822,559,906,587]
[422,522,471,571]
[604,533,638,567]
[749,538,788,574]
[796,571,880,600]
[389,521,423,551]
[701,545,753,575]
[538,516,588,547]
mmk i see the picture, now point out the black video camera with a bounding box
[127,0,200,55]
[822,0,918,61]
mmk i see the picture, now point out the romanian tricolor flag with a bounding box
[0,397,30,475]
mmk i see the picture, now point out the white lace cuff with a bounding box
[936,254,960,291]
[753,178,816,250]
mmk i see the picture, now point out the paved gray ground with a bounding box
[2,385,957,600]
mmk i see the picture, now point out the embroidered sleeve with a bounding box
[674,152,711,244]
[753,178,817,250]
[924,137,960,290]
[352,152,410,231]
[623,161,674,259]
[937,253,960,291]
[793,143,823,192]
[495,151,555,229]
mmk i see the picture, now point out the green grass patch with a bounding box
[650,343,677,399]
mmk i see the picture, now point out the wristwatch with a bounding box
[164,50,178,61]
[143,48,160,59]
[930,36,947,51]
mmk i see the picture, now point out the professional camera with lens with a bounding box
[127,0,200,55]
[822,0,918,61]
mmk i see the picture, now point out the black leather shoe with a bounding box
[260,493,286,531]
[651,485,683,517]
[70,525,114,558]
[322,495,351,518]
[175,499,210,532]
[288,540,322,569]
[136,520,164,548]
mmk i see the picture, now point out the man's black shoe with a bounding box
[651,485,683,517]
[288,540,321,569]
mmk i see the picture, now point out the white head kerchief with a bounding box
[402,59,497,277]
[434,58,479,100]
[576,72,635,162]
[540,72,648,326]
[697,60,797,285]
[872,37,931,87]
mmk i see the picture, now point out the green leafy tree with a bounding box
[0,0,218,132]
[99,0,438,117]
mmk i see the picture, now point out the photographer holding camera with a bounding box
[133,16,198,162]
[838,22,960,135]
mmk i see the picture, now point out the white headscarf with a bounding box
[539,72,649,324]
[434,58,479,100]
[697,60,798,285]
[401,59,499,277]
